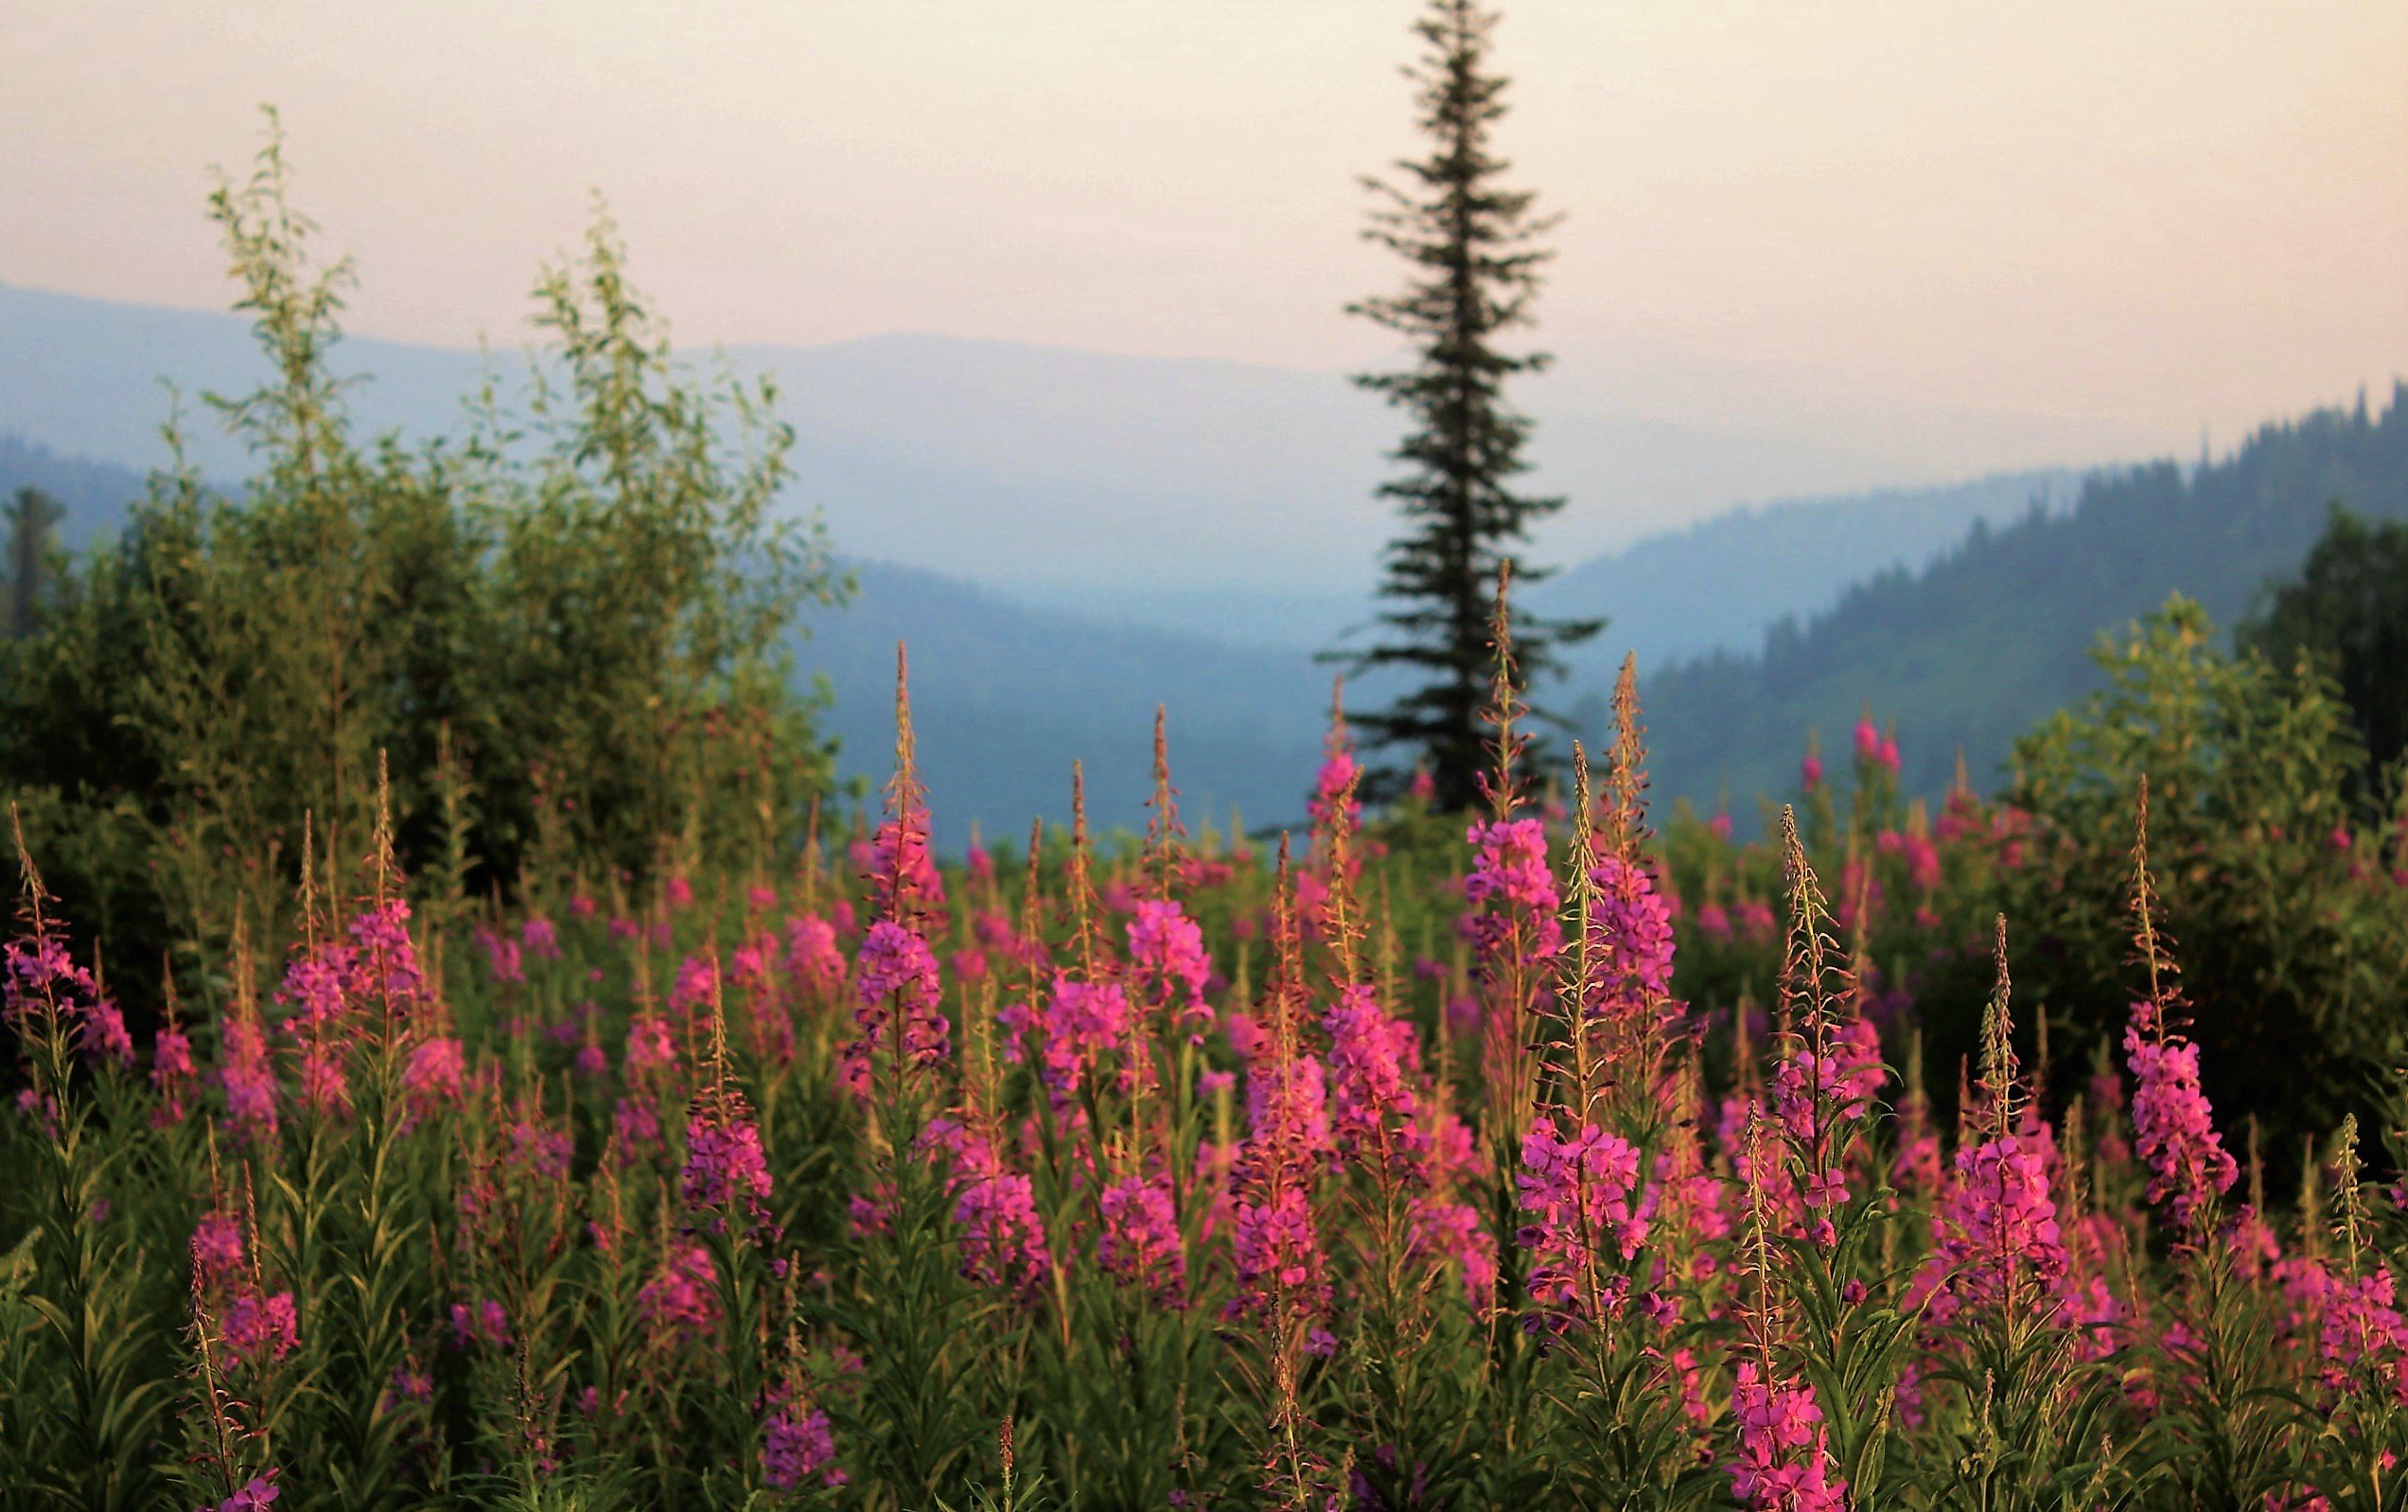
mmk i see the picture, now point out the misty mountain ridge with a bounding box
[9,279,2391,842]
[2,277,2141,610]
[1641,384,2408,818]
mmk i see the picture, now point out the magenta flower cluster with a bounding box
[1099,1173,1186,1304]
[843,920,949,1099]
[1461,818,1564,963]
[1517,1116,1647,1323]
[1582,853,1674,1021]
[1728,1362,1848,1511]
[2122,1002,2238,1233]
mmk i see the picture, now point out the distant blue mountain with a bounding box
[14,277,2262,843]
[1641,387,2408,816]
[807,561,1331,845]
[0,277,2108,642]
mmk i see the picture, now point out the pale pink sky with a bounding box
[5,0,2403,446]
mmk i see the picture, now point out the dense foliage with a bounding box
[4,486,62,640]
[6,591,2407,1507]
[0,126,844,1007]
[1331,0,1597,807]
[1645,386,2408,810]
[1661,594,2408,1184]
[2241,504,2408,800]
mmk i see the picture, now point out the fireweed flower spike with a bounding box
[1229,840,1330,1325]
[2122,780,2237,1239]
[1728,1114,1850,1511]
[681,968,774,1235]
[1518,745,1651,1335]
[1907,919,2069,1329]
[1766,807,1878,1248]
[841,645,951,1109]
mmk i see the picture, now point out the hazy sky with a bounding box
[6,0,2404,452]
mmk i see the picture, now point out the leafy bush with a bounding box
[0,121,844,1002]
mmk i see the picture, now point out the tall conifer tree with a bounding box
[1330,0,1598,810]
[6,487,62,640]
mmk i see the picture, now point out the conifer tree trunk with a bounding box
[1328,0,1599,811]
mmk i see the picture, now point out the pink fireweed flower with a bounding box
[636,1242,721,1344]
[1227,1029,1333,1320]
[222,1291,300,1366]
[625,1014,677,1076]
[1244,1055,1333,1161]
[346,900,427,1008]
[1517,1116,1647,1326]
[665,874,694,910]
[274,943,351,1025]
[670,955,720,1017]
[2,933,95,1023]
[1322,983,1429,1171]
[1910,1132,2069,1325]
[212,1470,282,1511]
[192,1211,246,1286]
[449,1298,511,1351]
[952,1165,1052,1296]
[1735,899,1777,943]
[295,1039,352,1119]
[612,1095,662,1154]
[784,915,848,999]
[1308,750,1362,831]
[1230,1187,1327,1319]
[1409,1195,1499,1306]
[1031,976,1138,1106]
[1727,1362,1848,1511]
[389,1362,433,1405]
[866,813,946,919]
[151,1023,195,1123]
[1890,1099,1943,1205]
[79,993,134,1067]
[682,1107,774,1216]
[218,1003,279,1143]
[1099,1173,1186,1304]
[1581,853,1675,1023]
[1461,818,1564,961]
[1853,719,1881,764]
[402,1036,466,1119]
[508,1117,574,1181]
[520,916,561,960]
[2122,1001,2238,1235]
[1127,899,1213,1039]
[1801,751,1824,790]
[762,1399,845,1489]
[843,920,948,1100]
[473,927,524,986]
[2312,1263,2408,1403]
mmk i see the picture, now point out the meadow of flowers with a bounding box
[5,637,2407,1512]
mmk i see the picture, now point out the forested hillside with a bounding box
[1643,385,2408,811]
